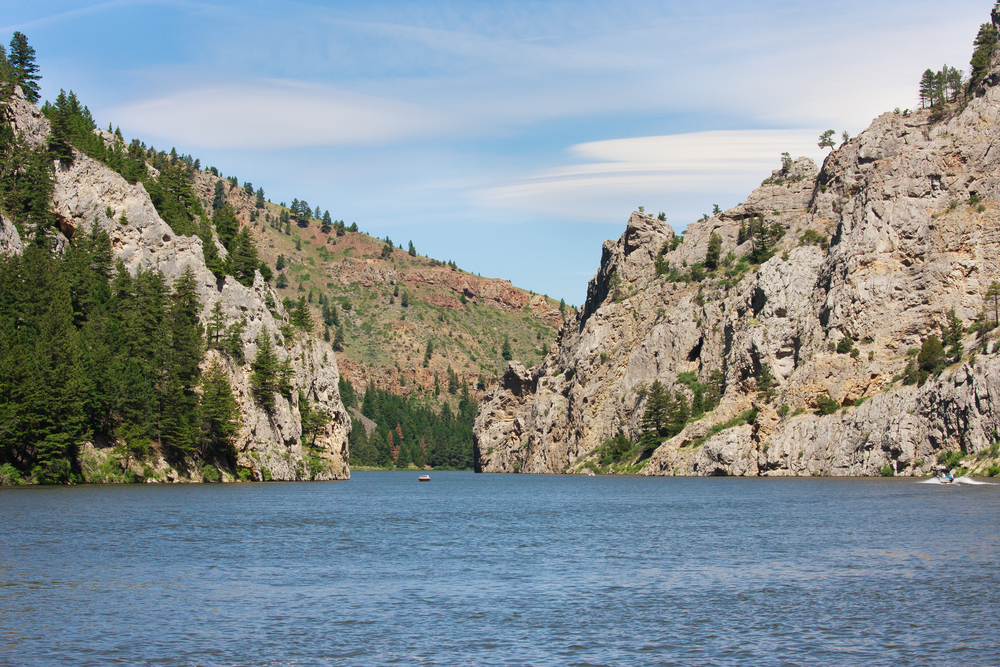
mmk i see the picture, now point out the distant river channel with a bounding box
[2,472,1000,666]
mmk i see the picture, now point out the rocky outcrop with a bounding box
[4,90,350,481]
[475,58,1000,477]
[0,212,22,255]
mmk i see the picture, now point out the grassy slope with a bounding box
[191,172,565,404]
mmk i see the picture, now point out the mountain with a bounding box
[0,88,350,483]
[0,64,562,483]
[474,15,1000,478]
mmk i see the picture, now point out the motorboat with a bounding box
[418,475,430,482]
[932,466,955,483]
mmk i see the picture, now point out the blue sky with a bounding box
[2,0,989,304]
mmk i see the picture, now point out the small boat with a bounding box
[933,466,955,483]
[418,475,430,482]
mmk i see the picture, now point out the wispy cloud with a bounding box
[480,129,825,220]
[109,80,446,149]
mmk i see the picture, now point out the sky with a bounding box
[1,0,990,304]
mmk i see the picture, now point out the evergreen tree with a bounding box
[704,232,722,270]
[212,180,227,211]
[971,23,999,94]
[918,335,947,384]
[159,267,203,456]
[250,332,280,412]
[986,280,1000,326]
[639,380,670,447]
[818,129,836,150]
[408,240,416,257]
[212,204,239,251]
[501,336,512,361]
[199,359,239,464]
[229,226,259,287]
[291,296,313,332]
[919,69,936,108]
[943,308,964,360]
[333,324,345,351]
[206,301,226,348]
[321,211,332,234]
[298,390,330,447]
[8,32,40,104]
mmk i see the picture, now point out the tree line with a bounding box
[344,381,477,469]
[0,229,241,483]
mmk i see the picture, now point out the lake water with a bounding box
[2,472,999,666]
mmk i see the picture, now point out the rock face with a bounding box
[3,90,350,481]
[475,62,1000,477]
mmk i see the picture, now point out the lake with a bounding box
[1,472,999,666]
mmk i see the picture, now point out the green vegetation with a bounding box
[0,230,242,483]
[689,409,758,449]
[903,335,948,386]
[919,65,964,110]
[348,383,476,469]
[639,380,690,447]
[937,450,965,470]
[970,22,998,94]
[815,393,840,416]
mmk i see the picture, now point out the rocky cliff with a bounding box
[475,54,1000,477]
[2,89,350,481]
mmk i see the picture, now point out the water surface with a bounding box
[2,472,999,666]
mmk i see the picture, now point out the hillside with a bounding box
[190,171,563,400]
[474,12,1000,477]
[0,44,563,482]
[0,89,350,484]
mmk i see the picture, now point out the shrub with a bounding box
[201,464,221,483]
[880,464,895,477]
[598,434,636,464]
[816,393,840,415]
[0,463,24,485]
[937,450,964,469]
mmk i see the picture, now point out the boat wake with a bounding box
[918,476,994,486]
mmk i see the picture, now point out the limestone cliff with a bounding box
[3,89,350,481]
[475,53,1000,477]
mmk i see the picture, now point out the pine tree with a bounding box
[321,211,332,234]
[639,380,670,447]
[818,129,836,150]
[206,301,226,348]
[159,267,203,456]
[8,32,40,104]
[291,296,313,332]
[971,23,999,94]
[919,69,936,108]
[212,204,239,252]
[199,359,239,463]
[408,240,416,257]
[212,180,227,211]
[229,226,259,287]
[986,280,1000,326]
[251,332,280,412]
[943,308,964,360]
[333,325,345,351]
[704,232,722,270]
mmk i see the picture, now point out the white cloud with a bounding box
[109,80,445,149]
[480,129,826,221]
